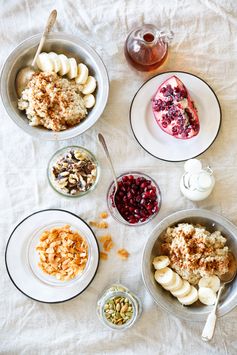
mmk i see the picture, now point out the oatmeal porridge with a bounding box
[161,223,229,285]
[18,72,87,131]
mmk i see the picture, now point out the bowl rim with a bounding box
[0,31,110,141]
[47,145,100,198]
[141,208,237,321]
[106,171,162,226]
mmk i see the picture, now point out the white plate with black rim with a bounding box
[5,209,99,303]
[129,71,221,162]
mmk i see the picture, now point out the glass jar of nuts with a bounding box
[97,284,142,330]
[47,146,100,197]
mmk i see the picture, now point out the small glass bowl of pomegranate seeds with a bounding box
[107,172,161,226]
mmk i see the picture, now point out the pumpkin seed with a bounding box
[103,295,134,326]
[121,304,128,313]
[116,303,121,311]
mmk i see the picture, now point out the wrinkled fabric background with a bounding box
[0,0,237,354]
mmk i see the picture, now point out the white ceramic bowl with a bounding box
[0,32,109,140]
[142,209,237,321]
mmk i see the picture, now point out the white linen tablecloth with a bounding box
[1,0,237,354]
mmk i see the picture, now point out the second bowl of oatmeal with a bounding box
[142,209,237,321]
[0,32,109,140]
[48,146,100,197]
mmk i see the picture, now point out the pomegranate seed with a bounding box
[140,182,147,189]
[146,203,153,210]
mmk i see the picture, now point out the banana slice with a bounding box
[153,256,170,270]
[198,275,220,293]
[67,58,78,79]
[178,286,198,305]
[198,287,216,305]
[163,273,183,291]
[76,63,89,84]
[58,54,70,76]
[83,94,95,108]
[154,267,175,288]
[171,280,191,298]
[36,52,54,72]
[82,76,96,95]
[48,52,61,73]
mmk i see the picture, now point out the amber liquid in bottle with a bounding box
[124,25,169,72]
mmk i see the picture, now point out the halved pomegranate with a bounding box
[152,76,200,139]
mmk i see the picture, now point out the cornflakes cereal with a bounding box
[36,225,88,281]
[89,221,108,229]
[100,252,108,260]
[117,249,130,260]
[99,235,114,252]
[100,212,108,219]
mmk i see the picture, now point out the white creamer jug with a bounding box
[180,159,215,201]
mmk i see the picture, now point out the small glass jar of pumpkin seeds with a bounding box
[97,284,142,330]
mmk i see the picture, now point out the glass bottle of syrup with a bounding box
[124,24,173,72]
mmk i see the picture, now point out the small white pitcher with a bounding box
[180,159,215,201]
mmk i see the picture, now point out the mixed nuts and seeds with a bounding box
[103,296,134,326]
[50,148,97,196]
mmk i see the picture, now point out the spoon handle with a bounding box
[98,133,118,189]
[32,9,57,67]
[201,284,225,342]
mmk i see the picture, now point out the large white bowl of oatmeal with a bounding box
[142,209,237,321]
[0,32,109,140]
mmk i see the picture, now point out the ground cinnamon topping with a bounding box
[161,223,229,285]
[18,72,87,131]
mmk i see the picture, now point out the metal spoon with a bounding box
[98,133,118,192]
[15,9,57,97]
[202,252,237,342]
